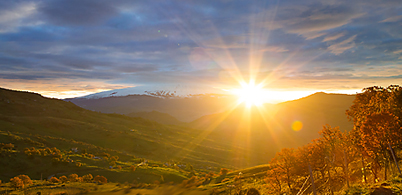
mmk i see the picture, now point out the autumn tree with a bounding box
[49,177,60,183]
[220,168,229,176]
[347,85,402,182]
[59,175,68,183]
[335,130,358,186]
[360,112,401,180]
[10,177,24,189]
[94,175,107,183]
[17,175,32,186]
[347,86,402,137]
[265,165,283,194]
[69,174,79,182]
[82,174,93,182]
[271,148,297,192]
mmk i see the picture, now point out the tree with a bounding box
[17,175,32,186]
[271,148,297,192]
[360,112,401,180]
[109,161,116,167]
[220,168,229,176]
[49,177,60,183]
[59,175,68,183]
[265,165,283,194]
[335,130,358,187]
[82,174,93,182]
[94,175,107,183]
[69,174,79,182]
[10,177,24,189]
[110,156,119,162]
[346,85,402,182]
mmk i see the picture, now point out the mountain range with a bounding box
[1,87,356,170]
[68,89,355,165]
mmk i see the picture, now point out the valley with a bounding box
[1,86,402,195]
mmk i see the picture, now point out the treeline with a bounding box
[265,85,402,194]
[8,174,107,189]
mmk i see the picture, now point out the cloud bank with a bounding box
[0,0,402,97]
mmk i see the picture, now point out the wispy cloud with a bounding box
[328,35,357,55]
[380,15,402,23]
[323,32,346,42]
[0,0,402,97]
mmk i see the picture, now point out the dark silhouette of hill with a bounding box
[127,111,184,125]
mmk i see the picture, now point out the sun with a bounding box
[233,80,266,107]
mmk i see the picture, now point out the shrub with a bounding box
[59,176,68,183]
[17,175,33,185]
[111,156,119,161]
[220,168,229,176]
[181,176,203,188]
[76,162,82,167]
[49,177,60,183]
[117,165,122,170]
[10,177,24,189]
[69,174,79,182]
[205,172,215,179]
[94,175,107,183]
[82,174,93,182]
[130,165,136,172]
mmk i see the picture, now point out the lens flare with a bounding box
[291,121,303,131]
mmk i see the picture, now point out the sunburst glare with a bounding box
[232,80,268,108]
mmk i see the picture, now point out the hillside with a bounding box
[0,88,244,182]
[189,92,355,163]
[126,111,184,125]
[66,90,356,167]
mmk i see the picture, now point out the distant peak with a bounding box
[311,92,328,96]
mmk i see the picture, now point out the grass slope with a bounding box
[0,88,245,183]
[189,92,355,163]
[126,110,184,125]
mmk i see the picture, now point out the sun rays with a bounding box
[232,80,266,108]
[161,2,308,166]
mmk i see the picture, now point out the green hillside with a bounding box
[126,111,184,126]
[0,88,242,183]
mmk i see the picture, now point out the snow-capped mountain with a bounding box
[76,84,224,99]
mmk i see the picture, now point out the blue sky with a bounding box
[0,0,402,99]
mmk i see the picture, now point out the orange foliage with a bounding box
[94,175,107,183]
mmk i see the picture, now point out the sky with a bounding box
[1,0,402,101]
